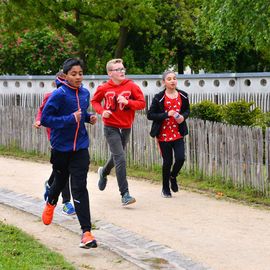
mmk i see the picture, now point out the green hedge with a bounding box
[190,99,266,127]
[190,100,223,122]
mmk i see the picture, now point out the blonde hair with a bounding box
[106,58,123,73]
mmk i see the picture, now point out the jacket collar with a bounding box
[157,88,188,102]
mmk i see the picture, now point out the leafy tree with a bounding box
[5,0,268,74]
[147,0,202,74]
[195,0,270,72]
[0,28,78,75]
[1,0,157,74]
[1,0,206,74]
[198,0,270,51]
[119,0,203,74]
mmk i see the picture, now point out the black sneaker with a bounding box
[161,189,172,198]
[170,176,179,192]
[98,167,108,191]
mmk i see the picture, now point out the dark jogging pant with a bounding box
[48,148,92,232]
[47,170,71,204]
[158,138,185,191]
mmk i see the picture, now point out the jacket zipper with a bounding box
[73,88,81,151]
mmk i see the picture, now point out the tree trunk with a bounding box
[177,45,185,74]
[114,26,128,58]
[77,41,87,72]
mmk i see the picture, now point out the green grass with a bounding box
[92,161,270,208]
[0,221,75,270]
[179,172,270,207]
[0,145,49,161]
[1,144,270,208]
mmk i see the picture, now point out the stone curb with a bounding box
[0,188,212,270]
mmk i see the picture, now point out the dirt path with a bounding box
[0,204,140,270]
[1,156,270,270]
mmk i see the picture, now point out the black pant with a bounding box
[158,139,185,191]
[47,170,71,204]
[48,148,91,232]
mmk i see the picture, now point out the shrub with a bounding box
[0,28,78,75]
[264,112,270,127]
[190,100,223,122]
[222,100,263,126]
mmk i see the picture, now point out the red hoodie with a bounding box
[35,92,52,140]
[35,77,65,141]
[91,79,145,129]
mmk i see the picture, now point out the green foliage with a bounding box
[196,0,270,72]
[198,0,270,52]
[0,222,75,269]
[0,0,201,74]
[2,0,270,74]
[138,39,176,74]
[0,144,49,161]
[0,0,159,74]
[143,0,200,73]
[190,100,268,127]
[222,100,263,126]
[0,28,78,75]
[264,112,270,127]
[190,100,223,122]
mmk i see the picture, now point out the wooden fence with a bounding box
[0,106,270,196]
[1,92,270,112]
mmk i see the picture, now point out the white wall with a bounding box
[1,73,270,95]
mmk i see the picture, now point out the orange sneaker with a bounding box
[79,231,97,249]
[42,202,56,225]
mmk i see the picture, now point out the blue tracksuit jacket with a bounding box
[41,82,92,152]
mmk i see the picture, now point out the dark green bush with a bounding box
[190,100,223,122]
[222,100,263,126]
[264,112,270,127]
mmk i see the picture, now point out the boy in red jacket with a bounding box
[91,58,146,205]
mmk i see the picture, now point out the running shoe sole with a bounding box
[122,198,136,206]
[79,240,98,249]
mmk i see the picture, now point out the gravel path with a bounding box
[1,157,270,270]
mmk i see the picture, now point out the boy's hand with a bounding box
[117,95,128,105]
[73,109,82,123]
[102,110,112,118]
[90,115,97,125]
[34,121,41,128]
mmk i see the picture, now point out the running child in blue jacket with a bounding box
[41,58,97,249]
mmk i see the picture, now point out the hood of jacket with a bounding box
[106,79,131,87]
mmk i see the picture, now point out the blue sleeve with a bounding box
[41,90,76,128]
[84,112,95,123]
[83,91,93,123]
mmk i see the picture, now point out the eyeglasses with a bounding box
[110,68,126,73]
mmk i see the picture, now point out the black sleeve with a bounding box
[147,96,168,121]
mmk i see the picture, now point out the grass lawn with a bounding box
[0,221,75,270]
